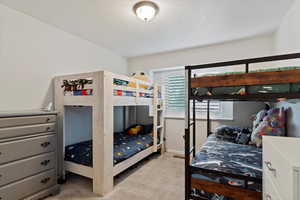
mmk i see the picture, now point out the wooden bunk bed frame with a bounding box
[54,71,165,196]
[185,52,300,200]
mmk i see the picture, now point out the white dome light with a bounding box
[133,1,159,22]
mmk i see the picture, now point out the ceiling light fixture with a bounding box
[133,1,159,22]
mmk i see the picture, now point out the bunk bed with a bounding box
[54,71,165,196]
[185,53,300,200]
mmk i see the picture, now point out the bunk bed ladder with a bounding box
[153,84,165,153]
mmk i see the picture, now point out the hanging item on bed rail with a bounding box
[61,78,93,96]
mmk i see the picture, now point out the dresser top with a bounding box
[0,110,58,118]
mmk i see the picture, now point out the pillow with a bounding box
[265,108,285,129]
[235,128,252,145]
[251,108,285,147]
[141,124,153,135]
[215,125,241,141]
[252,109,267,129]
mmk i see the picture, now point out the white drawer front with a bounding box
[0,135,56,165]
[263,141,293,200]
[0,169,56,200]
[293,168,300,200]
[0,152,56,186]
[264,174,282,200]
[0,123,56,140]
[0,115,56,128]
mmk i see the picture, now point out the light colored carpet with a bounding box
[48,153,184,200]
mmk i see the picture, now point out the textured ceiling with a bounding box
[0,0,294,57]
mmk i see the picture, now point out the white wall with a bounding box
[274,0,300,55]
[128,34,274,74]
[273,0,300,138]
[128,35,273,153]
[0,4,127,111]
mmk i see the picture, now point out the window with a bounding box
[152,67,233,120]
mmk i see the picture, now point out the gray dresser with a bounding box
[0,111,59,200]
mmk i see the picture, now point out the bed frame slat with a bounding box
[191,69,300,88]
[191,178,262,200]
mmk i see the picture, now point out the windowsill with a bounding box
[164,115,234,121]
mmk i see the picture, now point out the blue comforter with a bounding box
[192,134,262,199]
[65,132,155,166]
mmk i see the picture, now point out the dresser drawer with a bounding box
[0,123,56,140]
[264,174,283,200]
[263,140,293,200]
[0,115,56,128]
[0,134,56,165]
[0,169,56,200]
[0,152,56,186]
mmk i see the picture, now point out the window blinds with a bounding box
[165,74,221,114]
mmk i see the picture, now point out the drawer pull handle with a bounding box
[41,160,51,166]
[265,161,276,172]
[266,194,272,200]
[41,142,51,148]
[41,177,51,184]
[46,118,51,122]
[46,127,51,131]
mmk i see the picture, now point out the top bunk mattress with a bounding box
[192,134,262,191]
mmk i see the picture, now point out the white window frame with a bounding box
[150,67,233,120]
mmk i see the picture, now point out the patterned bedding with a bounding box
[192,134,262,199]
[65,132,157,166]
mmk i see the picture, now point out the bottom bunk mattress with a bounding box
[65,132,157,167]
[191,134,262,200]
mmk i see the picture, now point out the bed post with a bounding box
[207,100,211,137]
[153,84,158,152]
[54,76,65,183]
[185,67,191,200]
[93,71,114,196]
[192,77,196,157]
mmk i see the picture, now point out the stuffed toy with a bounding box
[127,125,143,135]
[131,72,151,82]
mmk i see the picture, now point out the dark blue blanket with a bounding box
[65,132,156,166]
[192,134,262,199]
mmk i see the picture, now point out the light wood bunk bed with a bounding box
[54,71,165,196]
[185,53,300,200]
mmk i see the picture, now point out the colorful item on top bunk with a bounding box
[113,89,136,97]
[113,78,129,86]
[192,134,262,200]
[139,92,153,98]
[62,78,94,96]
[65,125,156,166]
[128,82,137,88]
[131,72,151,82]
[251,108,285,147]
[64,89,94,96]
